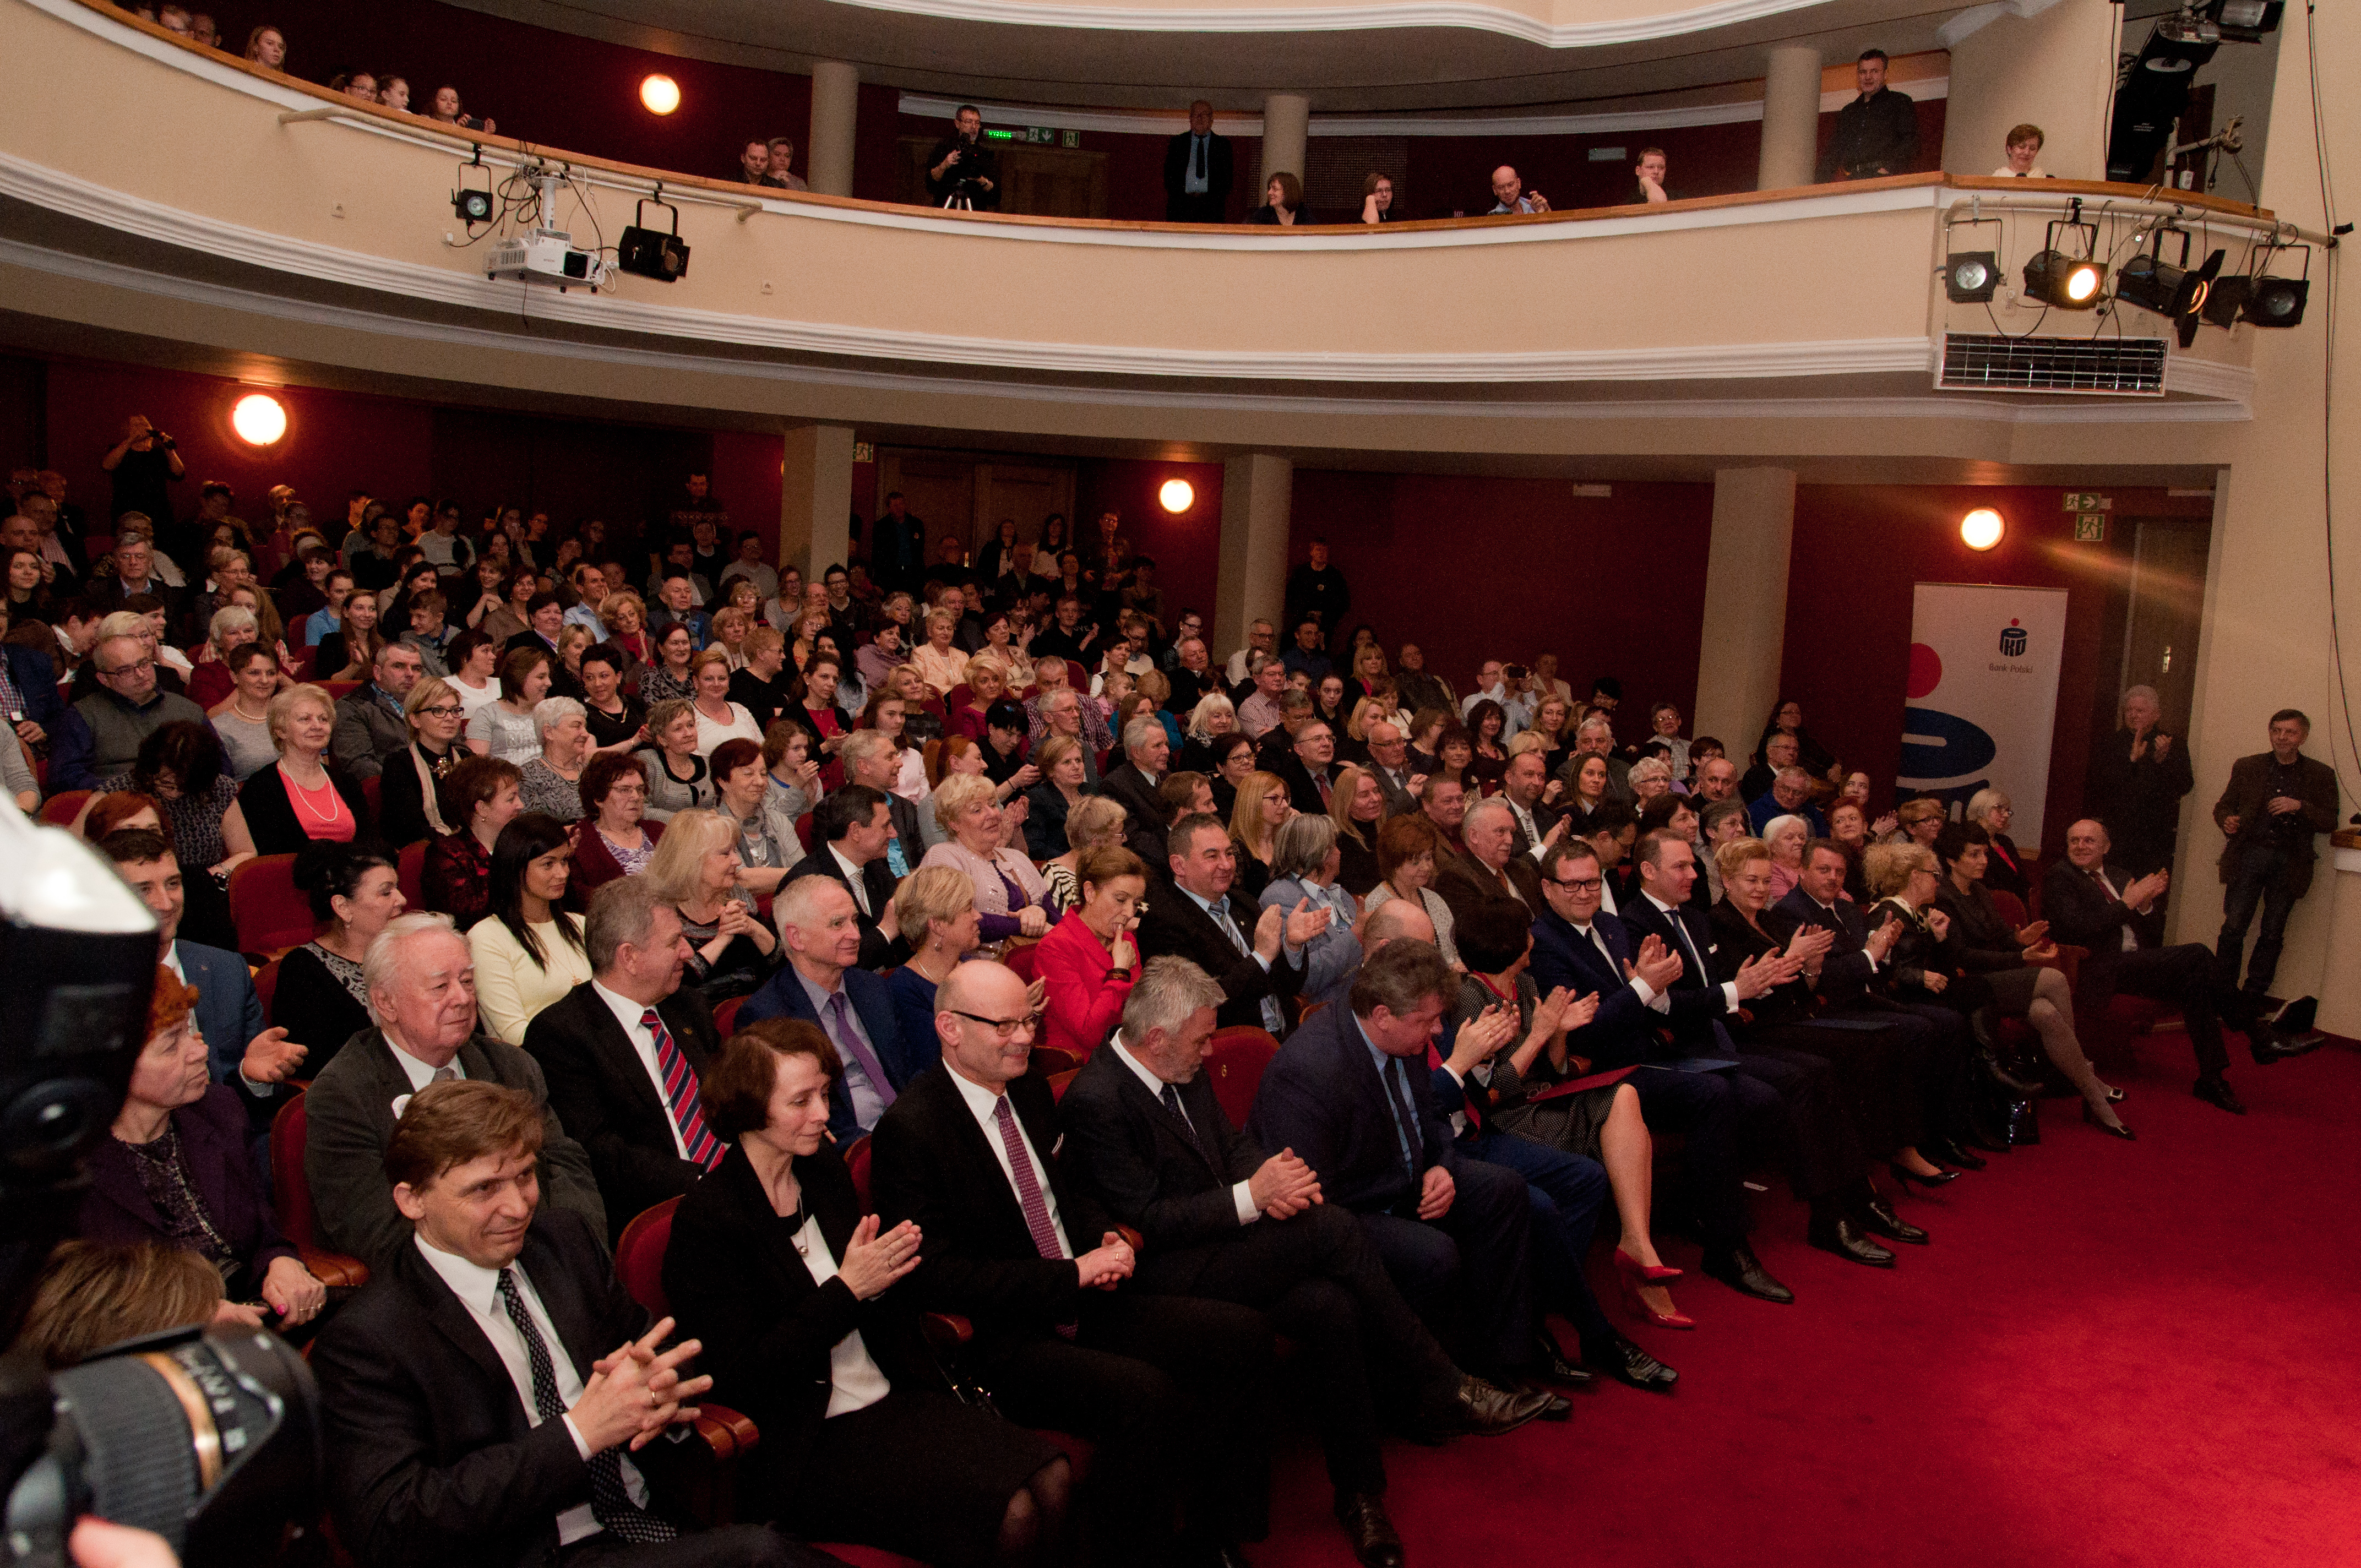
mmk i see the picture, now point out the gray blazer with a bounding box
[303,1026,607,1271]
[331,688,410,780]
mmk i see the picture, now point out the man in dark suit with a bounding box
[1497,748,1563,859]
[1,625,64,747]
[1094,712,1174,866]
[1433,798,1544,923]
[1362,720,1422,818]
[1274,718,1347,816]
[1059,956,1549,1567]
[1527,840,1799,1303]
[782,785,906,970]
[304,915,606,1271]
[1624,832,1912,1264]
[523,881,726,1239]
[1134,812,1319,1033]
[839,734,927,876]
[1162,100,1234,223]
[1248,940,1538,1382]
[311,1079,812,1568]
[871,960,1271,1568]
[739,874,929,1140]
[2046,819,2281,1114]
[2210,708,2342,1028]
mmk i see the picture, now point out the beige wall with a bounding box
[1940,0,2119,180]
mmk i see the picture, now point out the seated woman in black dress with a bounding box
[273,841,409,1075]
[663,1020,1070,1566]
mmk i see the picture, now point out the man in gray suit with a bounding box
[304,912,603,1269]
[1363,719,1422,818]
[330,639,422,780]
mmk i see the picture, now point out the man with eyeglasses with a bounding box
[872,959,1272,1568]
[1528,839,1799,1304]
[50,630,205,789]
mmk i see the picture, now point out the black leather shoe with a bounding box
[1432,1375,1553,1438]
[2081,1101,2136,1140]
[1332,1493,1405,1568]
[1527,1335,1596,1387]
[1582,1331,1679,1392]
[2251,1031,2325,1065]
[1887,1159,1959,1190]
[1924,1136,1987,1170]
[1531,1391,1575,1422]
[1700,1242,1794,1304]
[1807,1213,1897,1267]
[2193,1075,2248,1115]
[1857,1196,1930,1245]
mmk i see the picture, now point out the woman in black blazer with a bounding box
[663,1022,1069,1567]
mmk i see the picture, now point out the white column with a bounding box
[808,61,860,198]
[1261,93,1310,192]
[779,423,854,578]
[1216,454,1292,657]
[1758,46,1823,190]
[1691,468,1797,745]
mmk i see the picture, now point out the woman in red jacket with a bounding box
[1032,844,1149,1061]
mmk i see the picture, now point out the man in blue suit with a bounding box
[1526,837,1805,1302]
[1249,937,1539,1384]
[99,828,305,1170]
[738,874,929,1141]
[0,618,64,747]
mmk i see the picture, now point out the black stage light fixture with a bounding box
[2243,272,2309,327]
[2106,9,2219,182]
[2115,230,2226,346]
[2022,217,2107,309]
[2201,243,2311,329]
[618,193,690,282]
[453,149,494,225]
[2204,0,2283,42]
[1945,251,2001,303]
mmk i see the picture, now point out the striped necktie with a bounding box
[643,1009,721,1168]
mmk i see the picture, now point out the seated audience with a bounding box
[923,774,1053,942]
[1362,812,1462,970]
[375,676,469,846]
[572,748,663,889]
[422,755,523,930]
[1435,798,1544,921]
[1747,764,1827,835]
[1487,165,1549,214]
[309,1080,806,1568]
[690,648,761,754]
[87,721,249,938]
[1329,764,1386,896]
[1097,712,1175,864]
[1249,170,1307,225]
[50,629,206,790]
[883,865,992,1054]
[1259,813,1364,1009]
[576,643,644,749]
[790,784,905,969]
[869,960,1274,1568]
[710,736,798,894]
[1023,732,1093,859]
[1964,787,2031,900]
[643,807,777,1003]
[15,1239,225,1367]
[1035,845,1149,1060]
[1887,795,1945,848]
[206,643,285,780]
[226,683,371,853]
[469,815,594,1046]
[275,841,409,1076]
[1227,769,1292,903]
[1761,812,1811,900]
[639,697,715,821]
[1630,146,1673,203]
[1136,812,1316,1033]
[467,647,552,765]
[331,640,424,780]
[1036,792,1126,915]
[302,913,603,1271]
[662,1020,1070,1565]
[741,875,927,1140]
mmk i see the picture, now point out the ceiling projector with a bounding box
[485,227,610,291]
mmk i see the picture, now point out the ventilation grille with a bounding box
[1937,333,2169,396]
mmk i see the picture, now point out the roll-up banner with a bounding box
[1896,583,2071,842]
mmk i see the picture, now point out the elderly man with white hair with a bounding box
[1435,797,1546,922]
[303,911,603,1270]
[1747,764,1827,836]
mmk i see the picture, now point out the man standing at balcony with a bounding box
[1165,100,1234,224]
[1818,49,1919,181]
[926,105,1002,211]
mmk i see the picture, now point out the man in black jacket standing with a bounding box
[1817,50,1918,181]
[1163,100,1233,222]
[2210,708,2341,1029]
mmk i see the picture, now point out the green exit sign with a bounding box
[982,128,1017,141]
[2075,515,2107,542]
[2061,492,2112,512]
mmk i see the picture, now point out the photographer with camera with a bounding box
[924,105,1000,211]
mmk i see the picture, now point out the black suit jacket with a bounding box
[663,1142,942,1504]
[1133,883,1304,1030]
[1248,1001,1454,1217]
[784,848,907,972]
[1162,130,1234,217]
[1058,1039,1263,1276]
[1093,761,1170,864]
[869,1064,1116,1363]
[1615,894,1741,1054]
[311,1207,694,1568]
[1528,907,1669,1071]
[2041,859,2170,1008]
[1272,753,1343,816]
[1434,856,1542,928]
[1774,886,1885,1010]
[522,981,720,1238]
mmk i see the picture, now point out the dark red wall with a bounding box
[1781,484,2214,856]
[1073,458,1228,623]
[1287,473,1716,724]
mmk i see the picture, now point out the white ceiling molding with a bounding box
[836,0,1843,46]
[902,77,1949,137]
[1935,0,2068,48]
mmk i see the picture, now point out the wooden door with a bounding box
[975,464,1075,555]
[999,147,1109,219]
[876,450,975,560]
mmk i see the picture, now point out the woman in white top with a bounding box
[909,606,969,698]
[445,628,503,720]
[468,814,594,1045]
[689,649,762,756]
[467,646,551,765]
[1994,123,2047,178]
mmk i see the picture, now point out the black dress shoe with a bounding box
[1582,1331,1679,1392]
[1700,1242,1794,1304]
[1807,1213,1897,1267]
[1924,1136,1987,1170]
[1858,1195,1930,1245]
[2193,1075,2248,1115]
[1332,1493,1405,1568]
[1532,1391,1575,1422]
[1429,1375,1553,1438]
[2081,1101,2136,1140]
[1527,1335,1596,1387]
[1887,1159,1959,1191]
[2251,1031,2325,1065]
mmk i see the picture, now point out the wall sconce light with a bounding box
[231,393,287,447]
[640,74,681,115]
[1158,478,1194,514]
[1960,507,2005,550]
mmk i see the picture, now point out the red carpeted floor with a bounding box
[1254,1032,2361,1568]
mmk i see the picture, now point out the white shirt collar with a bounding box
[385,1032,464,1092]
[945,1061,1011,1120]
[414,1232,507,1317]
[1109,1035,1171,1100]
[590,978,655,1038]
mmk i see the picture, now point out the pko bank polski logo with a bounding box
[1999,619,2028,657]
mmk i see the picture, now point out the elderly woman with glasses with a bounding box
[1962,788,2031,901]
[570,749,664,891]
[376,677,470,847]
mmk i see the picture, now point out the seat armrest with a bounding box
[688,1402,759,1461]
[298,1246,371,1290]
[921,1311,975,1350]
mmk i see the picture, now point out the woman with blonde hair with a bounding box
[1227,770,1292,903]
[910,605,968,696]
[376,676,469,845]
[1178,690,1239,775]
[689,648,762,755]
[644,807,776,1000]
[224,683,370,853]
[639,698,715,822]
[953,655,1011,741]
[1887,796,1947,848]
[1040,793,1128,913]
[883,865,987,1048]
[596,588,651,682]
[922,772,1053,941]
[1346,641,1389,705]
[1329,763,1385,896]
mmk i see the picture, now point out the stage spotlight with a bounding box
[1960,508,2004,551]
[1158,478,1194,514]
[640,74,681,115]
[1944,251,2000,303]
[231,394,286,447]
[453,150,493,224]
[2116,233,2224,346]
[618,194,690,282]
[2200,245,2311,329]
[2022,219,2107,309]
[2243,274,2309,327]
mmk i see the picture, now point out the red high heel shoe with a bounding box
[1613,1250,1694,1329]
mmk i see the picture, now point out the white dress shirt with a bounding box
[791,1216,895,1418]
[829,845,874,917]
[412,1237,648,1545]
[590,980,692,1158]
[945,1068,1073,1260]
[1110,1034,1258,1225]
[1640,892,1740,1014]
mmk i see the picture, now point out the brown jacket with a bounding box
[2211,749,2340,897]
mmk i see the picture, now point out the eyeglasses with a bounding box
[1550,876,1603,893]
[416,705,464,719]
[98,657,156,678]
[950,1010,1042,1039]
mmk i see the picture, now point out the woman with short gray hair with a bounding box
[515,695,591,821]
[1259,812,1362,1008]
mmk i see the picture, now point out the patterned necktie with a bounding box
[430,1064,458,1084]
[991,1096,1076,1338]
[1315,772,1332,807]
[825,992,897,1110]
[642,1009,721,1169]
[495,1269,674,1545]
[1207,899,1288,1036]
[1383,1057,1421,1181]
[1158,1082,1206,1161]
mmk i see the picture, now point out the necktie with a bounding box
[1158,1082,1206,1161]
[1193,134,1206,180]
[495,1270,674,1545]
[430,1064,458,1084]
[1662,905,1709,987]
[1207,899,1288,1036]
[1315,772,1332,807]
[825,992,898,1112]
[1579,924,1614,976]
[643,1009,721,1169]
[991,1096,1078,1338]
[1381,1057,1423,1182]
